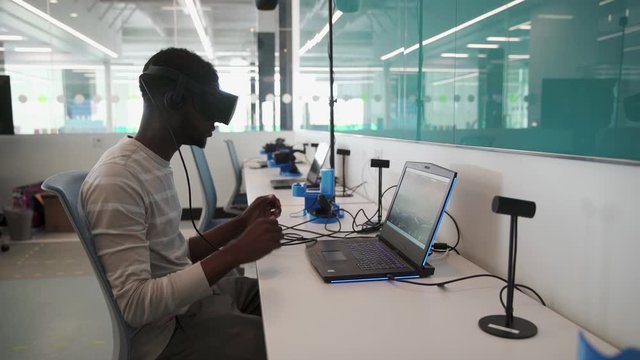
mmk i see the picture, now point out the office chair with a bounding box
[190,145,235,232]
[41,171,133,360]
[223,139,248,216]
[190,146,245,276]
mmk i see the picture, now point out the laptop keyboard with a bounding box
[347,241,407,271]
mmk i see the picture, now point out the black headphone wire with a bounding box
[139,75,218,251]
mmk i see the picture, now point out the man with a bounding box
[81,48,282,360]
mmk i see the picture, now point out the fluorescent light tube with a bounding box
[15,47,52,53]
[299,10,343,55]
[0,35,25,41]
[184,0,213,59]
[385,0,525,60]
[11,0,118,58]
[509,21,531,31]
[441,53,469,58]
[466,43,500,49]
[432,72,479,86]
[508,54,530,60]
[487,36,521,42]
[380,47,405,60]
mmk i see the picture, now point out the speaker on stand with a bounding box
[255,0,278,11]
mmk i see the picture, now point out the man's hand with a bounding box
[225,217,282,264]
[240,194,282,226]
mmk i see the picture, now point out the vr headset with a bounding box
[140,65,238,125]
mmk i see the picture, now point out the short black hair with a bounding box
[139,47,219,103]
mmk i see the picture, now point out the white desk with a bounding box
[244,169,617,359]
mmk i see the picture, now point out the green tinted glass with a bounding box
[298,0,640,162]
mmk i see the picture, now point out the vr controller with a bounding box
[292,168,344,224]
[262,138,288,154]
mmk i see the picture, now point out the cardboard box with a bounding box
[40,193,74,232]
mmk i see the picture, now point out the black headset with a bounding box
[142,65,187,110]
[139,65,238,125]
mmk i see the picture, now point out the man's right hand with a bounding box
[225,217,282,264]
[200,217,282,286]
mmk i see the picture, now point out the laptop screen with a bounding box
[379,162,457,267]
[306,143,329,184]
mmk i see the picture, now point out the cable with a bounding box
[432,211,461,255]
[380,184,397,199]
[279,207,378,245]
[335,181,366,197]
[500,284,547,308]
[391,273,546,309]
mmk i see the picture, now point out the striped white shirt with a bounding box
[81,137,211,360]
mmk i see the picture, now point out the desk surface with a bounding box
[244,168,617,359]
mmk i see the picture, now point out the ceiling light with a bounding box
[487,36,521,42]
[509,21,531,31]
[597,24,640,41]
[432,72,479,86]
[0,35,25,41]
[384,0,525,60]
[299,10,343,55]
[624,45,640,53]
[184,0,213,59]
[467,43,500,49]
[441,53,469,58]
[50,0,58,3]
[599,0,614,5]
[0,47,4,52]
[508,54,530,60]
[15,47,52,53]
[537,14,574,20]
[70,13,78,18]
[11,0,118,58]
[380,47,405,60]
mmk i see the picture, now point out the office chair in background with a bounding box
[189,145,238,232]
[223,139,248,215]
[190,145,244,276]
[41,171,133,360]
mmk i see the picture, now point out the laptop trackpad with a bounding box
[322,250,347,262]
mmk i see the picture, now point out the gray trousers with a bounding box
[157,276,266,360]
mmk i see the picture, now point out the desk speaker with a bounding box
[256,0,277,10]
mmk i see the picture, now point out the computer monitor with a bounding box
[0,75,15,135]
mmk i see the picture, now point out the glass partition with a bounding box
[296,0,640,162]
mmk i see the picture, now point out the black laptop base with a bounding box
[315,263,435,284]
[305,240,435,284]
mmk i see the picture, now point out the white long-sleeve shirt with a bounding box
[81,137,211,360]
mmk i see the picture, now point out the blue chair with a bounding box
[190,145,234,232]
[191,146,244,276]
[223,139,248,216]
[578,331,640,360]
[41,171,133,360]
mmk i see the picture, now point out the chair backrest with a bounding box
[190,145,218,232]
[41,171,133,360]
[223,139,243,196]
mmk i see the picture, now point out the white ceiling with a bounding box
[0,0,263,68]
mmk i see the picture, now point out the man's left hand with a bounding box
[240,194,282,226]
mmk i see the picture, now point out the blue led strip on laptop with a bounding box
[330,275,420,283]
[422,177,457,267]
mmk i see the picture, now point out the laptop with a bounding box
[270,142,330,189]
[306,161,457,283]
